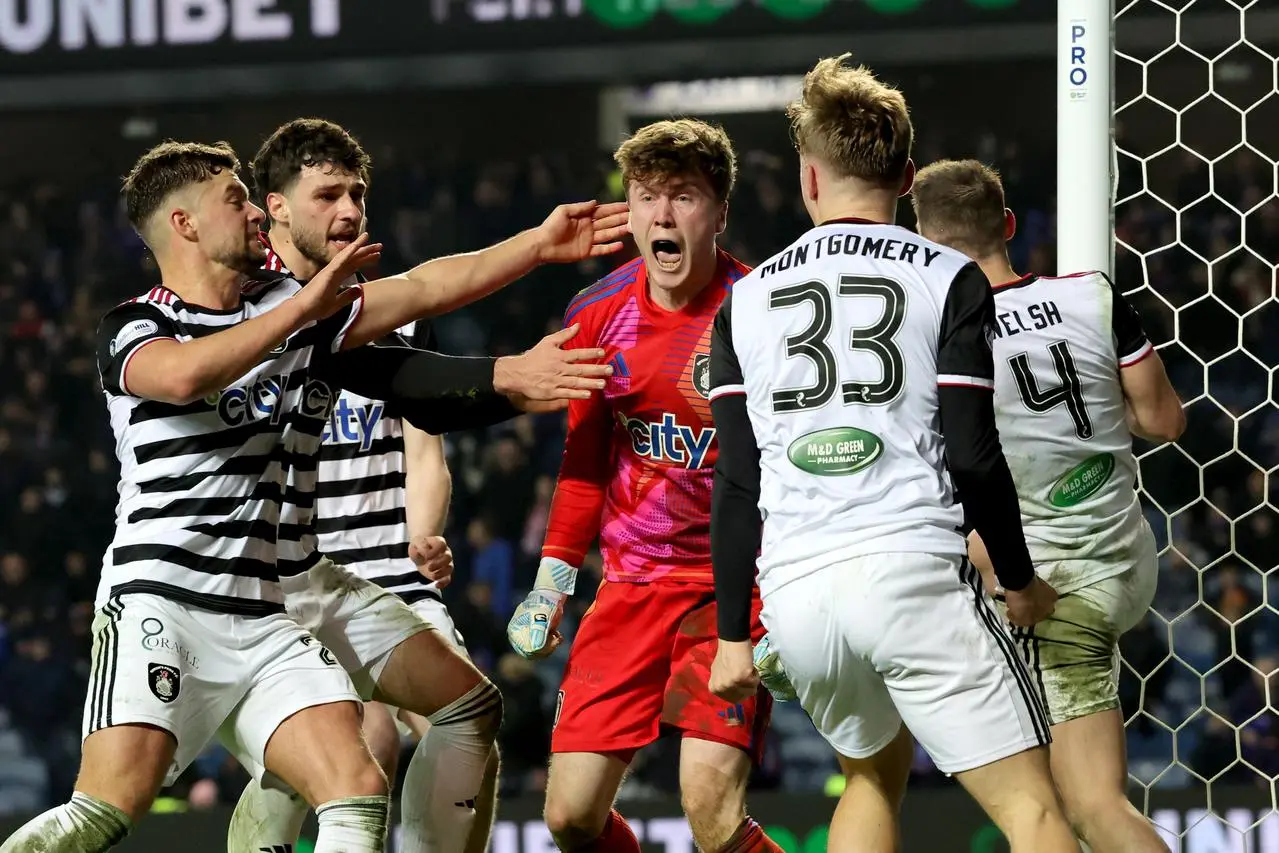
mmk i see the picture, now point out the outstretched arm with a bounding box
[342,202,629,350]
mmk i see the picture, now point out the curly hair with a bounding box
[614,119,737,203]
[250,118,372,200]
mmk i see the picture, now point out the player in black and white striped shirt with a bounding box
[227,119,611,853]
[705,57,1081,853]
[2,140,628,853]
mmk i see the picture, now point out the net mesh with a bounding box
[1113,1,1279,848]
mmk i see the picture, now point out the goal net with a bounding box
[1067,1,1279,849]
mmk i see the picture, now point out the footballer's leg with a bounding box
[384,596,502,853]
[1,725,171,852]
[543,581,674,853]
[758,567,911,853]
[828,727,915,853]
[372,627,501,853]
[889,556,1077,853]
[226,613,389,853]
[669,589,783,853]
[398,707,502,853]
[544,752,635,851]
[1005,537,1165,853]
[228,702,399,853]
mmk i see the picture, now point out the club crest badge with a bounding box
[693,353,711,400]
[148,663,180,704]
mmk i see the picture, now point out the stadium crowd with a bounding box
[0,124,1275,816]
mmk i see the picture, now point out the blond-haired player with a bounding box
[912,158,1182,853]
[708,56,1081,853]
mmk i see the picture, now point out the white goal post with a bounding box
[1058,0,1115,277]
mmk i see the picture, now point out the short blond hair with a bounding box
[786,54,912,188]
[614,119,737,203]
[911,159,1007,258]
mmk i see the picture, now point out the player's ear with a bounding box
[801,160,819,205]
[169,206,199,243]
[715,201,728,236]
[1004,208,1017,242]
[265,191,290,227]
[898,159,916,198]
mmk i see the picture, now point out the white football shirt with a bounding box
[709,219,995,598]
[989,271,1153,594]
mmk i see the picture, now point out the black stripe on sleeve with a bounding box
[937,261,996,386]
[1102,274,1151,364]
[97,303,181,396]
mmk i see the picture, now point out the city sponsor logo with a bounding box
[1048,452,1114,507]
[321,398,385,451]
[206,374,334,427]
[622,412,715,469]
[787,427,883,476]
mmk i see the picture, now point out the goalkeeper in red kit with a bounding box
[506,120,786,853]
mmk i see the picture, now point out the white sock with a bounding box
[400,680,502,853]
[314,796,390,853]
[0,792,131,852]
[226,777,309,853]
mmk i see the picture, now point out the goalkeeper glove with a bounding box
[753,634,798,702]
[507,557,578,659]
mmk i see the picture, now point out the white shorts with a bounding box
[82,593,359,787]
[282,557,433,700]
[407,596,468,656]
[761,552,1052,775]
[1002,524,1158,725]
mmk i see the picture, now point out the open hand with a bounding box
[494,324,613,406]
[294,233,382,324]
[535,201,630,265]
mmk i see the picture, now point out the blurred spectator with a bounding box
[467,515,516,620]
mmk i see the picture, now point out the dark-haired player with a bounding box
[230,118,587,853]
[1,138,626,853]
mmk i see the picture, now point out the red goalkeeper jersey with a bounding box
[541,250,751,585]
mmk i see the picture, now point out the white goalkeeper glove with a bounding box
[753,634,798,702]
[507,557,578,659]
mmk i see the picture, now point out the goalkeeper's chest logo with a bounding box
[693,354,711,400]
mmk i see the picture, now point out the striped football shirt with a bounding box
[94,272,364,616]
[261,238,442,605]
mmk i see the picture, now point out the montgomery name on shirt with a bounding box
[759,232,943,280]
[992,300,1063,338]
